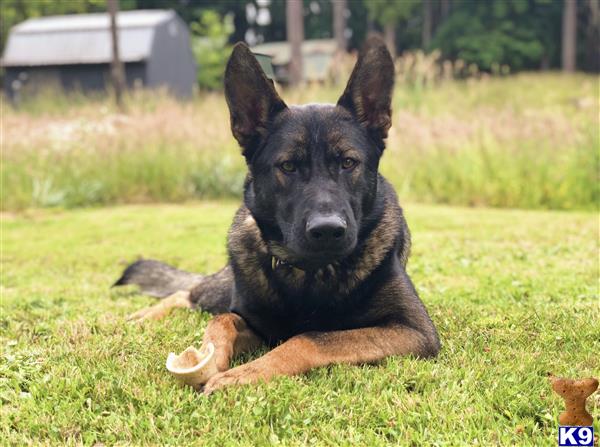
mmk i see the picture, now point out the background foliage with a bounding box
[431,0,562,71]
[190,11,234,91]
[1,0,599,81]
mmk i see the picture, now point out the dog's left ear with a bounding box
[225,43,288,159]
[337,36,394,149]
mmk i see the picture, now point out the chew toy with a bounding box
[166,343,218,389]
[550,376,598,426]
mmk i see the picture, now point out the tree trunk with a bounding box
[108,0,126,109]
[286,0,304,86]
[384,23,396,59]
[584,0,600,72]
[561,0,577,72]
[333,0,347,53]
[422,0,432,49]
[440,0,450,22]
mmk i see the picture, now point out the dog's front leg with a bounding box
[203,324,435,394]
[202,313,264,372]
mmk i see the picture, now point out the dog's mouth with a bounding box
[268,241,355,272]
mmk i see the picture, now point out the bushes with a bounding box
[190,10,233,91]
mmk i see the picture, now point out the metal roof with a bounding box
[1,10,175,67]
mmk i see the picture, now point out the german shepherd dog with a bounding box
[114,37,440,394]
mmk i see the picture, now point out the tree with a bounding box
[422,0,433,48]
[286,0,304,86]
[107,0,126,109]
[431,0,562,71]
[365,0,421,57]
[561,0,577,72]
[584,0,600,71]
[440,0,451,22]
[333,0,347,53]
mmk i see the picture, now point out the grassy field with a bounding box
[1,202,598,445]
[2,72,598,211]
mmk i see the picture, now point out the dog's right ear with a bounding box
[224,43,287,159]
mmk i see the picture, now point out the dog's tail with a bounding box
[112,259,204,298]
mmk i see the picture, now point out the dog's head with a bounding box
[224,37,394,270]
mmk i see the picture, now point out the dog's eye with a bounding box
[341,157,358,170]
[280,161,297,173]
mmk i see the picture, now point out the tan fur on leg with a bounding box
[203,325,434,394]
[127,291,192,323]
[201,313,263,372]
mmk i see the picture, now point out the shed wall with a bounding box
[145,16,196,98]
[4,63,146,98]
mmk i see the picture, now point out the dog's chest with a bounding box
[230,273,373,344]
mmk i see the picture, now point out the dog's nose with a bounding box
[306,215,347,246]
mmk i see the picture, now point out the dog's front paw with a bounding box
[203,363,270,395]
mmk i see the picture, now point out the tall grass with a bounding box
[2,73,598,210]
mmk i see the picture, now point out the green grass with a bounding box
[1,202,598,445]
[3,72,598,211]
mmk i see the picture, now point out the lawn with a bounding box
[1,202,598,445]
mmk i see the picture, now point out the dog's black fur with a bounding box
[115,37,440,389]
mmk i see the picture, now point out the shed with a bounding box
[251,39,337,84]
[1,9,196,99]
